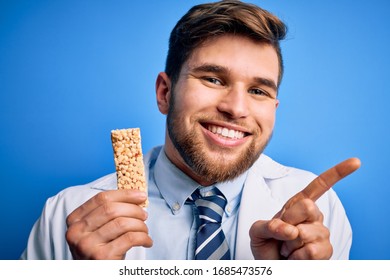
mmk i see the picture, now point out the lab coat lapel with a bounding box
[235,156,286,259]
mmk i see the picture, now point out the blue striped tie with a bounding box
[190,188,231,260]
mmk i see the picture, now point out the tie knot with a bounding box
[190,188,227,224]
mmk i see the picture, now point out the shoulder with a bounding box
[250,154,339,204]
[254,154,316,188]
[45,173,117,215]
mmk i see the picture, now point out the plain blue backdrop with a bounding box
[1,0,389,260]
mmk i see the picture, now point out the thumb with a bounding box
[249,219,298,242]
[249,219,298,260]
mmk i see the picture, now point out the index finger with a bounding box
[67,189,147,225]
[301,157,361,202]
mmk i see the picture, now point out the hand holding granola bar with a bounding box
[64,128,152,259]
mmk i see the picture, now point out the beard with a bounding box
[166,92,272,184]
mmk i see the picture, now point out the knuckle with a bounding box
[124,231,139,246]
[65,222,83,245]
[296,224,309,240]
[111,214,149,235]
[65,214,73,226]
[267,218,281,233]
[248,222,258,238]
[305,243,319,259]
[76,236,93,254]
[65,227,76,245]
[66,210,81,226]
[321,226,331,240]
[113,217,147,233]
[300,199,320,218]
[318,211,324,222]
[304,242,332,260]
[317,174,331,191]
[95,191,110,205]
[101,202,117,218]
[301,198,315,211]
[297,223,330,243]
[123,231,150,247]
[113,217,128,230]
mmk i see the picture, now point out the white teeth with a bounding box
[207,125,245,140]
[222,128,229,137]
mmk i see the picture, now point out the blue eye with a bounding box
[204,77,223,85]
[249,88,268,96]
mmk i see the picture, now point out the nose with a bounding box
[217,86,249,119]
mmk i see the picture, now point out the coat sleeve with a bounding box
[20,185,102,260]
[324,189,352,260]
[20,194,73,260]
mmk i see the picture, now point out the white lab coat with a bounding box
[21,147,352,260]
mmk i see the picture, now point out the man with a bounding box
[21,0,360,260]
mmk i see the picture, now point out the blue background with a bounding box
[1,0,389,260]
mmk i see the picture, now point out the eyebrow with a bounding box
[253,77,278,91]
[191,64,227,75]
[190,63,278,91]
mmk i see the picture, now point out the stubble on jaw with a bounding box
[166,93,271,184]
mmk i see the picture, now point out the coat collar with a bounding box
[235,154,290,259]
[255,154,290,179]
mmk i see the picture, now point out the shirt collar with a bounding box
[214,171,247,217]
[153,148,199,215]
[153,147,247,216]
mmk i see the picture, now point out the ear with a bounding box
[155,72,172,115]
[275,99,280,109]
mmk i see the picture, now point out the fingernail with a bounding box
[143,209,148,218]
[138,191,147,198]
[131,190,146,199]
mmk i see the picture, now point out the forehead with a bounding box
[185,35,279,83]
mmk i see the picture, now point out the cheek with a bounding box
[173,84,215,115]
[253,104,277,130]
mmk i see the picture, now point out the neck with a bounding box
[163,138,215,187]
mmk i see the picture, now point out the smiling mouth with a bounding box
[206,124,247,140]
